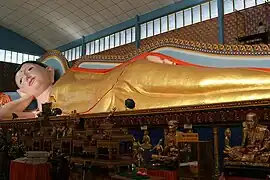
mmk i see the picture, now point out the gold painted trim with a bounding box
[73,39,270,66]
[39,50,70,73]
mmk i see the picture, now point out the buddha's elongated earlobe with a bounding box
[46,67,55,84]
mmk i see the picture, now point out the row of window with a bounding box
[86,27,136,55]
[140,0,218,39]
[62,0,268,60]
[62,46,82,61]
[83,0,218,57]
[224,0,266,14]
[0,49,40,64]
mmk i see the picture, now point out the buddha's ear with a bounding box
[46,66,55,83]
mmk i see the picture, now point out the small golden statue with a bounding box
[224,128,232,154]
[152,139,164,156]
[228,112,270,163]
[164,139,178,157]
[133,137,144,166]
[141,130,152,150]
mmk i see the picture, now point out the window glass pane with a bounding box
[0,50,5,61]
[120,30,126,45]
[109,34,115,48]
[132,27,136,42]
[176,11,184,28]
[23,54,29,62]
[70,49,73,60]
[147,21,154,37]
[210,0,218,18]
[201,2,210,21]
[234,0,244,10]
[168,14,176,31]
[90,42,95,54]
[161,16,168,33]
[104,36,109,50]
[245,0,255,8]
[72,48,76,60]
[192,5,201,24]
[140,23,147,39]
[28,55,34,61]
[257,0,266,5]
[115,33,120,47]
[126,28,132,43]
[5,51,11,62]
[184,8,192,26]
[154,19,161,35]
[224,0,234,14]
[68,49,72,60]
[17,53,23,64]
[86,43,90,55]
[66,50,69,60]
[11,52,17,63]
[100,38,104,52]
[95,40,99,53]
[76,46,80,59]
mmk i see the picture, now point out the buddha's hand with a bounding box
[32,109,41,118]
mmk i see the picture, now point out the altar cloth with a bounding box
[10,160,51,180]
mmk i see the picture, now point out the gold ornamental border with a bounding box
[1,98,270,128]
[39,50,68,63]
[74,38,270,65]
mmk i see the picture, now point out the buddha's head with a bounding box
[246,112,258,129]
[224,128,231,138]
[15,61,54,98]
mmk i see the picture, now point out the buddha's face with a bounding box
[225,129,231,137]
[246,113,257,129]
[15,63,54,97]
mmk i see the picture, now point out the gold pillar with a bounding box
[213,127,220,179]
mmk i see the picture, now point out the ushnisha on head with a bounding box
[245,112,258,129]
[15,61,54,98]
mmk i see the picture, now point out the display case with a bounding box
[178,141,213,180]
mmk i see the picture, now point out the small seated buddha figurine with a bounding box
[224,128,232,154]
[141,130,152,150]
[228,112,270,163]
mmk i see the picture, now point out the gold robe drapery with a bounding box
[50,58,270,114]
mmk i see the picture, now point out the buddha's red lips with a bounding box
[28,77,35,86]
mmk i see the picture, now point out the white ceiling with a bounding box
[0,0,180,50]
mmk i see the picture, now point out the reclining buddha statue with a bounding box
[228,113,270,163]
[2,53,270,119]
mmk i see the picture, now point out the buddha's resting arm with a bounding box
[0,95,34,119]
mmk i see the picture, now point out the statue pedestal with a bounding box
[224,160,270,179]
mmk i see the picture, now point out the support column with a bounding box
[213,127,220,179]
[81,36,86,57]
[135,15,141,49]
[217,0,224,44]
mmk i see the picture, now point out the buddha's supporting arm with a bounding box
[0,95,34,119]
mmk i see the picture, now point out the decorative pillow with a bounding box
[0,92,12,107]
